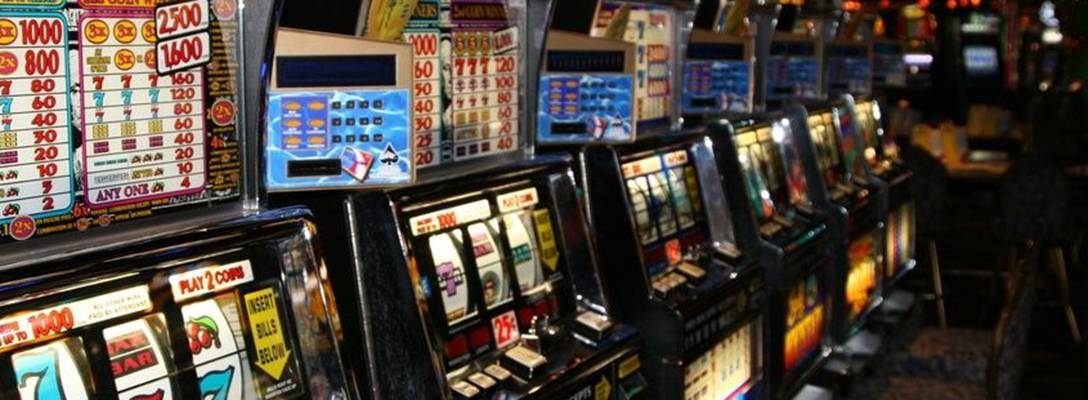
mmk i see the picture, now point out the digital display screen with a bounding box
[404,185,574,370]
[276,55,397,88]
[687,42,746,61]
[771,41,816,57]
[621,148,709,276]
[963,46,998,76]
[547,51,627,72]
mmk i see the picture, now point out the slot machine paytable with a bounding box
[279,156,648,400]
[0,0,273,264]
[0,208,352,400]
[390,0,533,179]
[580,132,768,400]
[709,115,835,400]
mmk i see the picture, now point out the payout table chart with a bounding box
[0,0,245,244]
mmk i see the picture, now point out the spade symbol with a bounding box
[380,143,399,165]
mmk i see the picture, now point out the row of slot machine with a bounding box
[0,0,918,399]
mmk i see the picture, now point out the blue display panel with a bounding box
[682,60,751,114]
[766,41,820,101]
[537,74,634,143]
[266,90,411,190]
[826,45,871,97]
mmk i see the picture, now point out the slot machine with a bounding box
[579,132,768,400]
[959,10,1004,91]
[0,1,354,399]
[853,99,914,291]
[0,0,272,265]
[791,97,888,353]
[682,0,760,123]
[282,156,647,399]
[0,208,350,400]
[536,0,638,144]
[708,115,834,399]
[264,28,414,191]
[765,5,826,108]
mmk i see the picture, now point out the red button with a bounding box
[445,335,468,360]
[519,306,534,326]
[470,326,491,349]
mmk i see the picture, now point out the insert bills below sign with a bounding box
[245,287,290,380]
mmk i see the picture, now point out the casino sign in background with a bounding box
[0,0,244,244]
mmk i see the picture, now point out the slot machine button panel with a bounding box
[468,372,497,393]
[574,310,615,343]
[667,272,689,287]
[451,380,481,399]
[677,262,707,285]
[500,345,547,382]
[484,364,512,383]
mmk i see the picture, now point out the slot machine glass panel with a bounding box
[398,179,579,374]
[733,119,811,223]
[620,147,711,278]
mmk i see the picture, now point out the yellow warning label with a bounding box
[533,209,560,271]
[245,287,291,380]
[595,375,612,400]
[618,355,641,379]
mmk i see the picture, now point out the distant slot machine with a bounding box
[960,11,1003,90]
[264,28,414,191]
[709,116,834,399]
[682,0,758,121]
[0,209,350,400]
[0,0,267,261]
[854,100,914,288]
[795,99,887,345]
[824,41,872,98]
[580,132,766,399]
[536,0,638,144]
[285,156,648,399]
